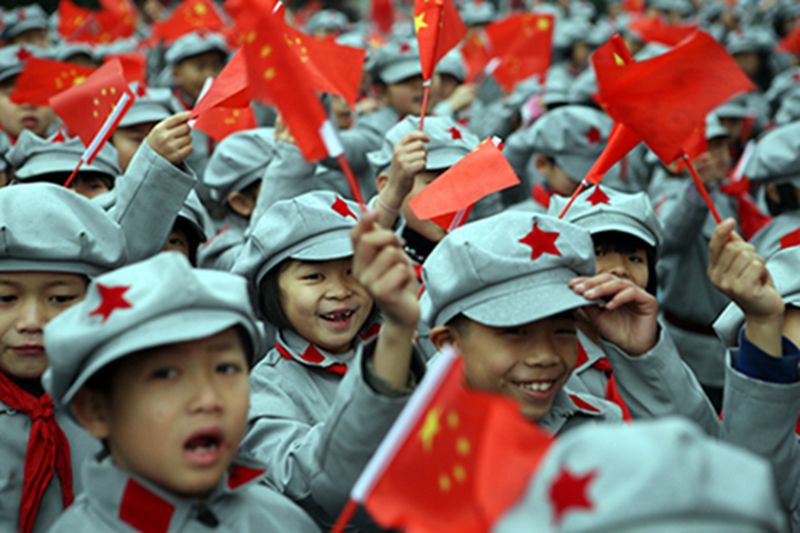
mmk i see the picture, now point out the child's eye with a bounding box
[150,368,179,380]
[503,326,528,336]
[216,362,244,375]
[49,294,80,305]
[555,327,578,336]
[629,255,645,264]
[301,273,323,281]
[0,294,17,304]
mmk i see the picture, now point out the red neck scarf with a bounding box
[0,372,74,533]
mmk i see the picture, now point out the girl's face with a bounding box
[593,241,649,290]
[278,258,373,353]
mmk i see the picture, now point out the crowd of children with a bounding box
[0,0,799,531]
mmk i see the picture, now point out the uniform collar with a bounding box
[540,389,606,433]
[274,324,381,376]
[574,333,612,373]
[84,455,267,532]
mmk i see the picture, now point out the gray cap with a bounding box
[0,44,32,83]
[764,67,800,109]
[202,128,275,205]
[0,182,126,276]
[460,0,496,27]
[742,122,800,187]
[176,189,210,246]
[7,130,120,182]
[774,86,800,127]
[705,113,730,140]
[547,186,663,249]
[420,212,596,327]
[118,87,173,128]
[1,5,49,42]
[725,27,776,56]
[367,115,478,174]
[52,43,98,64]
[43,252,263,408]
[305,9,350,35]
[523,105,612,182]
[435,50,467,82]
[714,94,752,120]
[649,0,693,15]
[232,191,361,317]
[553,18,594,51]
[495,417,787,532]
[543,67,571,107]
[369,39,423,84]
[165,31,228,66]
[714,245,800,346]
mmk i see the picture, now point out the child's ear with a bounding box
[71,389,112,439]
[534,154,552,177]
[765,184,780,204]
[376,171,390,193]
[429,325,457,352]
[227,190,256,218]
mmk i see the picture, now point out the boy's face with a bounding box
[0,272,88,379]
[68,174,112,199]
[401,169,448,242]
[433,314,579,422]
[278,258,373,353]
[172,51,226,102]
[112,122,157,173]
[162,224,192,260]
[82,328,250,497]
[0,77,54,139]
[382,75,425,117]
[594,242,649,290]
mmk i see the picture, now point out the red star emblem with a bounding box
[89,284,133,322]
[331,197,357,220]
[448,126,462,140]
[549,467,597,525]
[135,83,147,97]
[519,222,561,260]
[50,131,66,144]
[399,42,411,53]
[585,186,610,206]
[585,126,602,144]
[780,228,800,250]
[17,10,27,21]
[16,47,32,61]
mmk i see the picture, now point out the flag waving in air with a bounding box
[484,13,554,93]
[413,0,467,82]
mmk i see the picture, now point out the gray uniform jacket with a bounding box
[539,389,623,434]
[721,351,800,531]
[241,329,414,530]
[96,142,196,264]
[48,456,319,532]
[196,218,247,272]
[651,173,738,387]
[749,212,800,260]
[0,404,99,532]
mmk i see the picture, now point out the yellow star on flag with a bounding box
[537,17,550,30]
[419,407,441,452]
[613,53,626,66]
[414,12,429,33]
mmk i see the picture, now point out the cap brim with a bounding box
[556,154,596,183]
[380,59,424,84]
[576,212,658,248]
[427,147,470,170]
[119,105,171,128]
[60,308,258,406]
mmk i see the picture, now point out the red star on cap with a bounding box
[585,126,602,144]
[135,83,147,97]
[780,228,800,250]
[549,467,597,525]
[399,42,411,53]
[17,10,27,21]
[448,126,462,140]
[50,131,66,143]
[16,47,32,61]
[331,197,357,220]
[519,222,561,260]
[89,284,133,322]
[585,186,610,206]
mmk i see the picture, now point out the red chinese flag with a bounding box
[240,2,340,161]
[778,23,800,54]
[104,52,147,84]
[599,31,755,164]
[353,351,553,533]
[583,123,642,185]
[282,26,366,107]
[414,0,467,81]
[410,137,519,230]
[191,48,252,119]
[622,0,645,14]
[461,31,491,83]
[627,15,698,46]
[57,0,93,40]
[485,14,554,93]
[194,106,257,141]
[371,0,395,35]
[153,0,227,44]
[49,59,134,148]
[11,58,97,106]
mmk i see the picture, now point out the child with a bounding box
[233,191,421,528]
[0,183,130,532]
[708,220,800,529]
[0,6,50,50]
[110,87,173,173]
[422,211,692,433]
[0,46,55,141]
[548,186,719,431]
[42,252,319,532]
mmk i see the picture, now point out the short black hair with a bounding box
[258,261,294,331]
[765,183,799,217]
[592,230,659,296]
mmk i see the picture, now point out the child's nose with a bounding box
[188,375,225,414]
[15,299,45,333]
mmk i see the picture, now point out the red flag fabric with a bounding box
[190,48,252,119]
[599,31,755,164]
[414,0,467,81]
[778,23,800,54]
[583,123,642,185]
[627,16,698,46]
[11,58,96,106]
[371,0,395,35]
[461,31,491,83]
[239,0,340,161]
[153,0,227,45]
[354,350,554,533]
[410,137,519,230]
[104,52,147,84]
[484,14,554,93]
[194,106,257,141]
[622,0,645,14]
[57,0,94,40]
[49,59,134,149]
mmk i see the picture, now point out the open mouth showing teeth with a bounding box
[320,310,355,321]
[184,433,222,453]
[516,381,555,392]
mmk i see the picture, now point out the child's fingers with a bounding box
[713,240,752,281]
[371,262,414,300]
[160,111,192,128]
[605,285,651,311]
[569,272,617,294]
[708,218,737,267]
[358,245,408,288]
[401,131,430,145]
[350,210,378,248]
